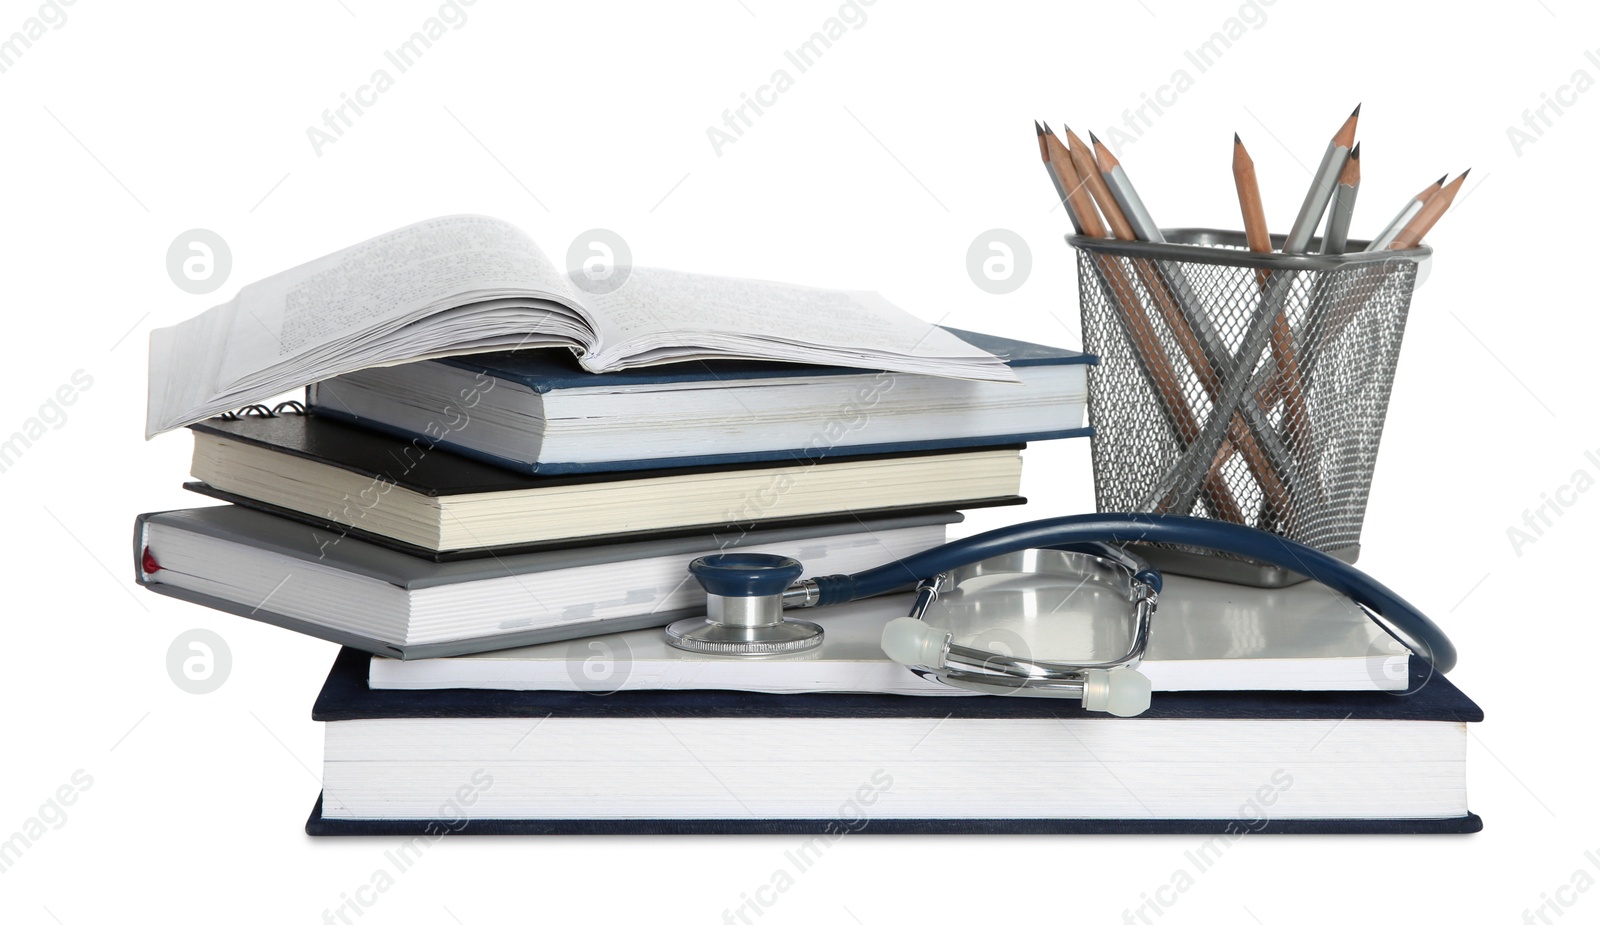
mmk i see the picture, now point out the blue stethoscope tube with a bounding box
[807,513,1456,673]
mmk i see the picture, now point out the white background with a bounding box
[3,1,1597,922]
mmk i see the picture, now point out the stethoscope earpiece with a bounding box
[880,617,950,668]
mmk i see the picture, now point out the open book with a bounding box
[146,215,1013,437]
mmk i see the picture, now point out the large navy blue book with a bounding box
[306,328,1093,475]
[307,648,1482,835]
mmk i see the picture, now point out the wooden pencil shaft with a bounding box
[1232,150,1272,257]
[1067,130,1136,241]
[1047,130,1106,237]
[1037,123,1080,234]
[1088,254,1248,523]
[1233,135,1308,495]
[1388,173,1465,249]
[1073,131,1293,512]
[1072,130,1296,516]
[1065,146,1257,517]
[1044,161,1082,234]
[1143,269,1305,516]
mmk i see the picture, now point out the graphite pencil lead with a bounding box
[1350,142,1361,159]
[1435,173,1448,185]
[1234,131,1242,144]
[1351,102,1362,117]
[1034,120,1044,135]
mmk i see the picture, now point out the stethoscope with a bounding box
[665,513,1456,716]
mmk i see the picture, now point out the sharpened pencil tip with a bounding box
[1435,174,1448,185]
[1460,168,1471,180]
[1351,103,1362,118]
[1350,142,1361,158]
[1043,122,1055,136]
[1089,130,1101,144]
[1034,120,1044,136]
[1234,132,1241,144]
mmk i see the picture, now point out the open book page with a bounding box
[147,216,596,437]
[576,268,1015,382]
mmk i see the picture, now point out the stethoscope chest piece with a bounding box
[665,553,825,656]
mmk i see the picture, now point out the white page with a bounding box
[146,216,596,437]
[215,215,578,386]
[147,217,1015,437]
[579,267,1016,381]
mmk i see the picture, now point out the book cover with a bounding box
[134,507,956,659]
[306,327,1095,474]
[310,649,1482,836]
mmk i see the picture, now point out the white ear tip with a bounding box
[1081,668,1153,717]
[880,618,947,667]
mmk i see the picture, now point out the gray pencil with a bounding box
[1321,142,1361,254]
[1283,105,1360,254]
[1090,132,1165,243]
[1365,174,1446,252]
[1037,121,1082,234]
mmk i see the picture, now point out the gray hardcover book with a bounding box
[134,505,956,659]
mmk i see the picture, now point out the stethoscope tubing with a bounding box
[811,512,1456,673]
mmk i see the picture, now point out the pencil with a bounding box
[1091,132,1165,243]
[1233,132,1306,514]
[1233,133,1272,258]
[1049,123,1245,521]
[1044,125,1106,237]
[1064,126,1136,241]
[1386,169,1468,249]
[1283,104,1359,254]
[1365,174,1445,252]
[1321,142,1361,254]
[1036,121,1079,234]
[1071,126,1290,521]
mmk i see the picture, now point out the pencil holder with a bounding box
[1071,228,1430,587]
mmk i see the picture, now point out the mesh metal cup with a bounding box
[1071,228,1429,586]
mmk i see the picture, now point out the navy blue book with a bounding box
[306,328,1093,475]
[307,648,1482,835]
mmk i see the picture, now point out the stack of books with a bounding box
[137,216,1480,835]
[137,324,1088,658]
